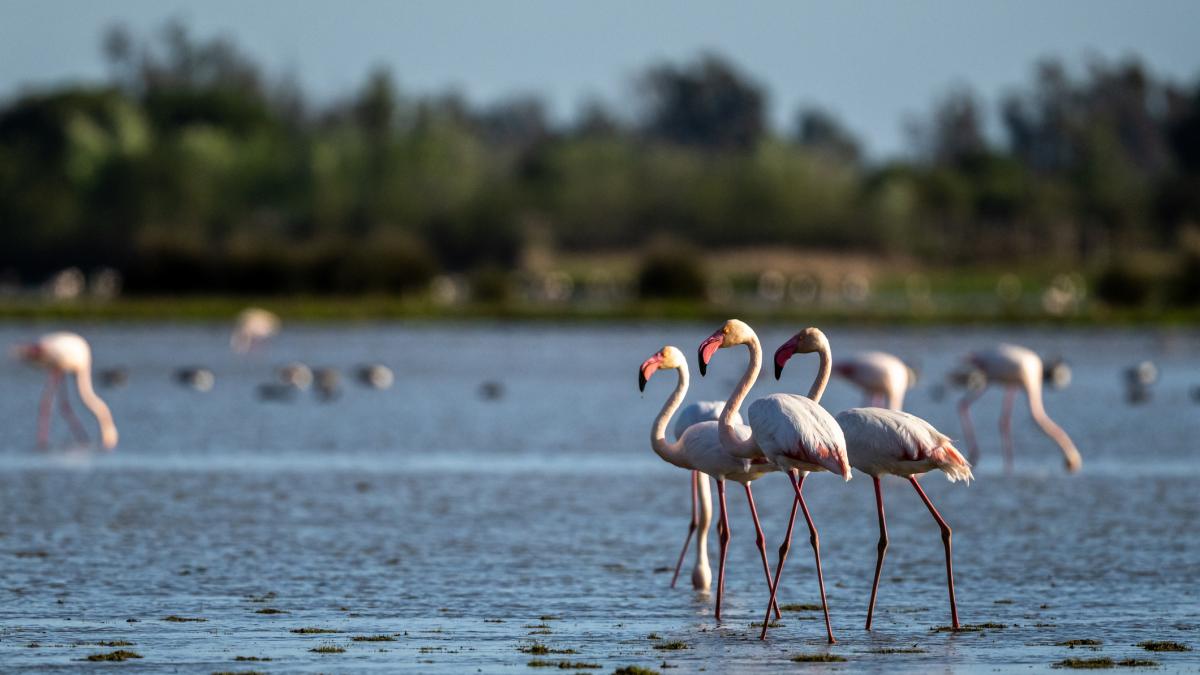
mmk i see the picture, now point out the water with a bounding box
[0,322,1197,673]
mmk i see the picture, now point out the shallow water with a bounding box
[0,322,1197,673]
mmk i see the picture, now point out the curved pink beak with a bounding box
[697,331,723,376]
[774,336,799,380]
[639,353,664,392]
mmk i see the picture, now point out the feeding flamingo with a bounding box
[640,346,782,621]
[11,332,119,450]
[777,328,972,631]
[698,321,849,643]
[833,351,914,410]
[958,344,1081,473]
[231,307,280,354]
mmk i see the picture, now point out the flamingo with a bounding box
[666,401,729,591]
[697,321,849,643]
[639,346,782,621]
[777,329,972,631]
[833,351,914,410]
[11,332,119,450]
[958,344,1081,473]
[231,307,280,354]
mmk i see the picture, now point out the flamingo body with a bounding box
[836,407,972,483]
[13,332,118,449]
[834,351,911,410]
[747,394,850,477]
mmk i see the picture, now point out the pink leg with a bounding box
[865,476,888,630]
[909,476,959,629]
[759,470,801,639]
[37,371,60,449]
[999,386,1016,474]
[714,479,730,621]
[761,471,835,644]
[670,471,700,588]
[958,386,986,465]
[57,379,90,443]
[742,483,781,620]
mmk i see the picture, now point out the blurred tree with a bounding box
[793,107,860,165]
[639,53,766,151]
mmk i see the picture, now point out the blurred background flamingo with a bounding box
[11,332,118,450]
[832,350,916,410]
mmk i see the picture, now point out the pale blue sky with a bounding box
[2,0,1198,156]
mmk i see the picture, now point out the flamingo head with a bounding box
[773,327,828,380]
[10,342,45,365]
[697,319,754,376]
[639,345,685,391]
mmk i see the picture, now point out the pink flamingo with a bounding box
[698,321,849,643]
[958,344,1081,473]
[833,351,914,410]
[12,332,119,450]
[640,346,782,621]
[777,329,972,631]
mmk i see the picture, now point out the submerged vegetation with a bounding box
[1137,640,1190,652]
[85,650,143,661]
[790,653,847,662]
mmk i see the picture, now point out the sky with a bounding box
[2,0,1198,157]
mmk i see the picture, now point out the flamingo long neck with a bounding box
[75,367,118,449]
[719,335,762,458]
[1024,377,1080,467]
[650,366,691,469]
[808,340,832,403]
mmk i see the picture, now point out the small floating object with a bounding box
[175,368,215,392]
[479,380,505,400]
[355,364,394,390]
[314,367,341,401]
[98,368,128,389]
[256,382,296,402]
[1124,361,1158,387]
[1043,357,1072,390]
[278,362,313,390]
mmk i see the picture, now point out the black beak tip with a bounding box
[698,361,707,377]
[774,363,783,380]
[638,372,647,392]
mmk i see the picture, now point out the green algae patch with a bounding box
[868,647,925,654]
[790,653,846,662]
[290,627,341,634]
[519,642,577,655]
[1117,659,1159,667]
[1058,639,1103,647]
[352,635,395,642]
[1137,641,1189,652]
[96,640,133,647]
[932,622,1006,632]
[163,615,207,622]
[234,656,271,661]
[652,641,688,650]
[613,667,661,675]
[86,650,143,661]
[780,603,823,611]
[254,607,287,614]
[750,620,783,628]
[527,659,601,669]
[310,645,346,654]
[1053,658,1115,669]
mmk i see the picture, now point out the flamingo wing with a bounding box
[747,394,850,479]
[836,407,973,483]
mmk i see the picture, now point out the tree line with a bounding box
[2,21,1199,303]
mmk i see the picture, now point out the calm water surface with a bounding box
[0,322,1197,673]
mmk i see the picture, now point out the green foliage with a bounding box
[637,244,707,300]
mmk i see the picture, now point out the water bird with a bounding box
[478,380,504,400]
[314,367,341,401]
[175,368,215,392]
[958,344,1081,473]
[356,364,394,390]
[11,332,118,449]
[640,346,782,620]
[832,351,916,410]
[778,333,972,632]
[1043,357,1072,390]
[98,367,129,389]
[666,401,733,591]
[699,321,848,643]
[231,307,280,354]
[278,362,313,390]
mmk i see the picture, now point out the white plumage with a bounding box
[833,351,912,410]
[748,394,850,478]
[836,407,973,483]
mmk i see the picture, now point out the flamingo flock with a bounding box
[639,319,1088,642]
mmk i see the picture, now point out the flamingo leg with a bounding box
[865,476,889,630]
[759,470,802,640]
[57,377,90,443]
[909,476,959,629]
[999,386,1016,474]
[714,478,730,621]
[670,470,700,589]
[957,386,986,464]
[37,371,61,449]
[761,471,835,643]
[741,483,781,620]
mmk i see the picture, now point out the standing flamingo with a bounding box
[640,346,782,621]
[777,328,972,631]
[958,344,1081,473]
[698,321,849,643]
[12,332,119,450]
[833,351,914,410]
[231,307,280,354]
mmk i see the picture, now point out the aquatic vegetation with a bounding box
[790,653,846,662]
[527,659,601,669]
[163,615,207,622]
[1137,640,1190,652]
[779,603,822,611]
[96,640,134,647]
[86,650,143,661]
[750,620,782,628]
[254,607,287,614]
[1052,658,1115,669]
[646,633,661,640]
[994,598,1015,604]
[612,667,660,675]
[868,647,925,654]
[290,627,341,634]
[652,641,688,650]
[309,645,346,654]
[351,635,396,642]
[932,622,1007,632]
[1057,639,1103,647]
[539,615,563,621]
[1117,659,1159,667]
[213,671,264,675]
[519,642,577,655]
[234,656,272,661]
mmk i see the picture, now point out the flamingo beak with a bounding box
[639,354,664,392]
[774,337,798,380]
[697,332,723,377]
